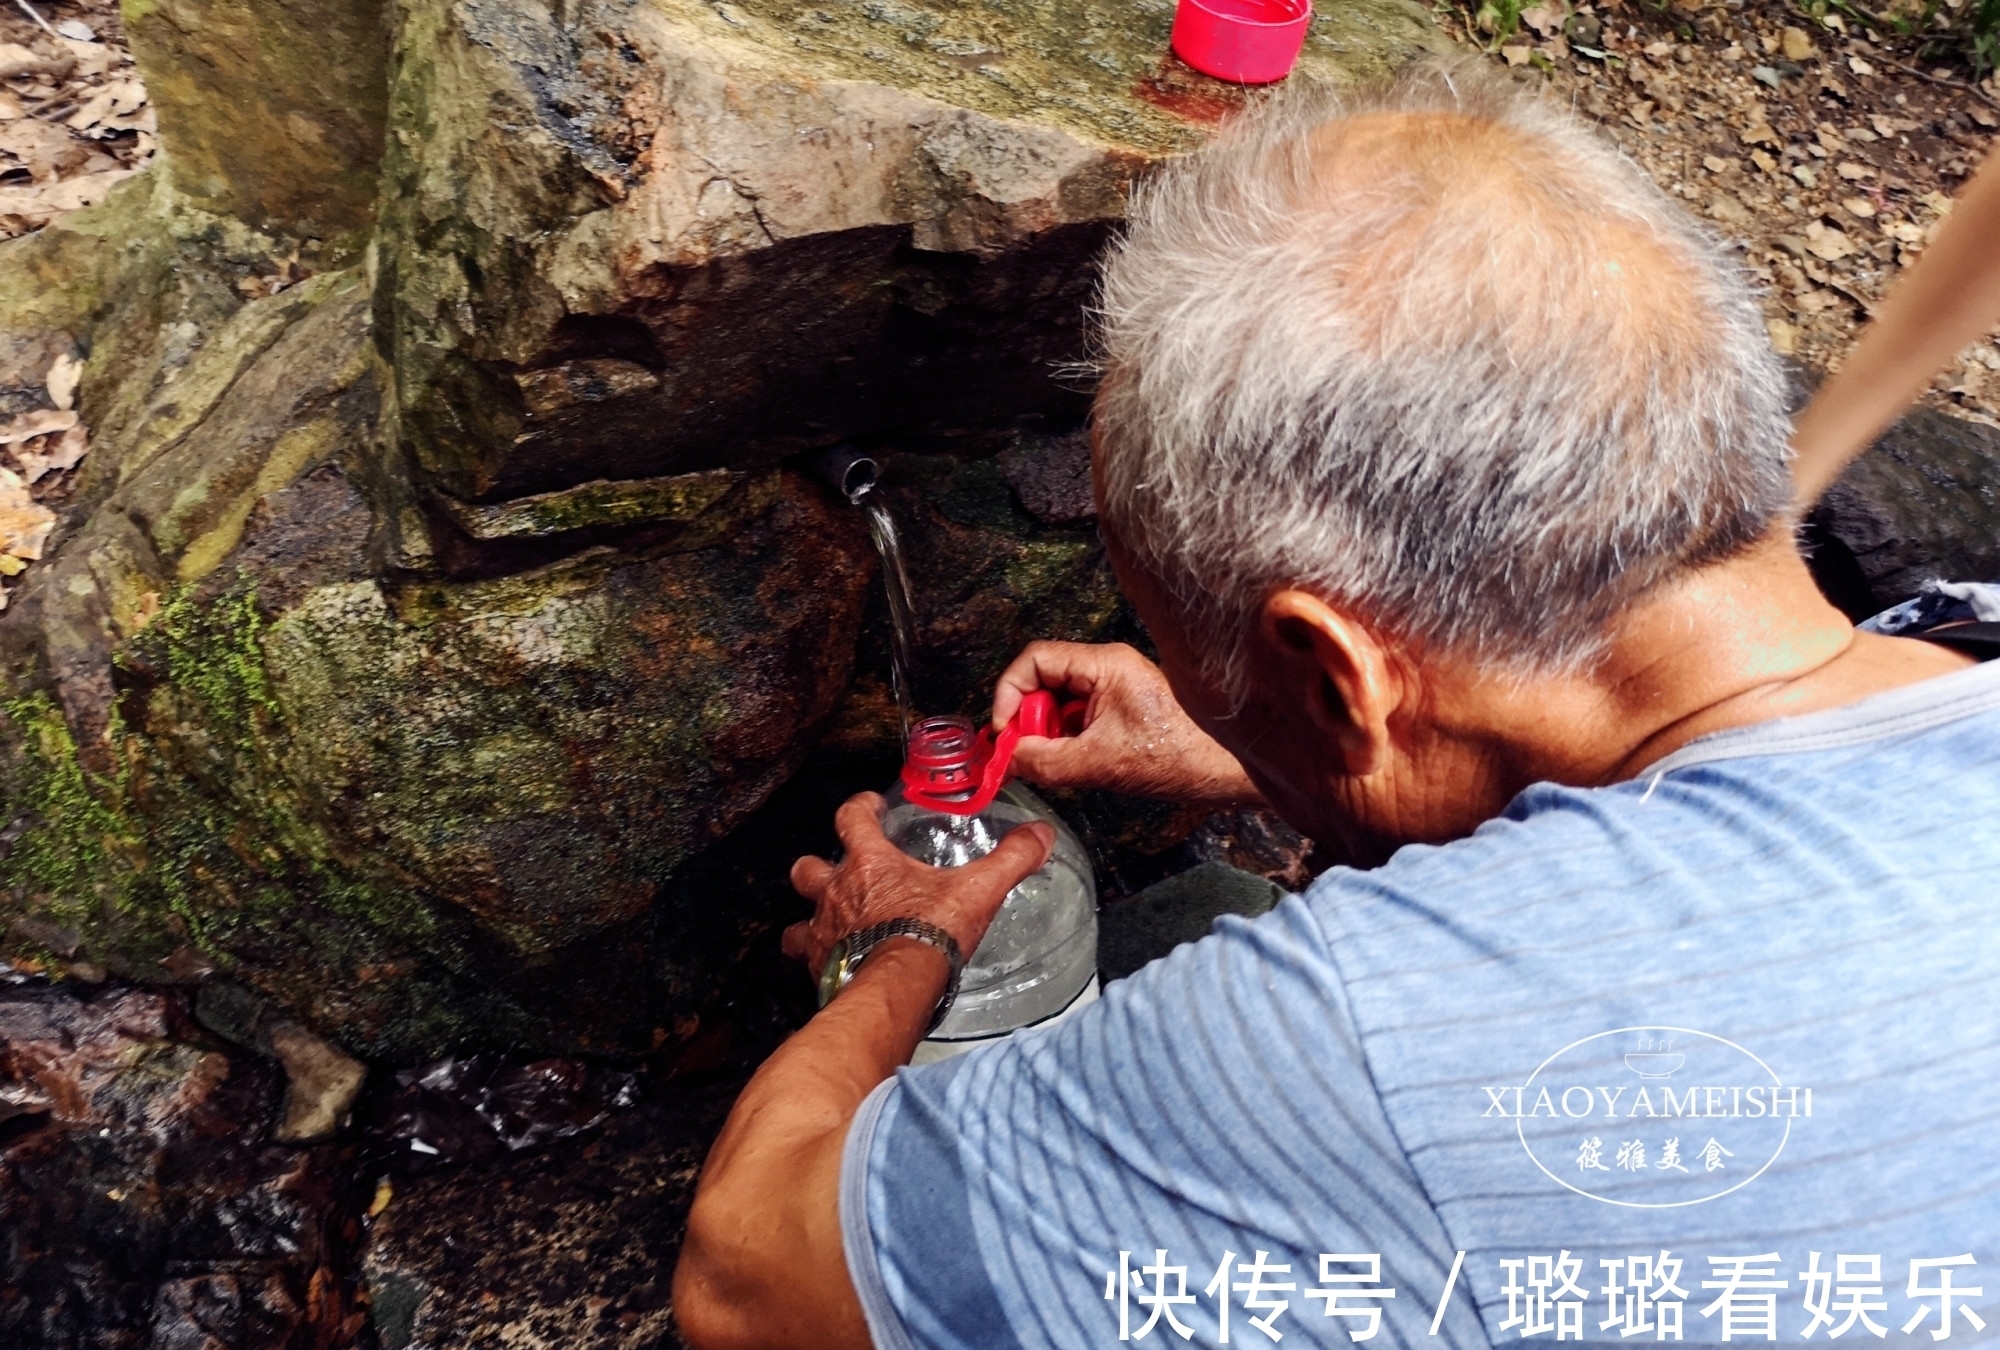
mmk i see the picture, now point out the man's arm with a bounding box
[1792,142,2000,501]
[673,942,947,1350]
[672,796,1054,1350]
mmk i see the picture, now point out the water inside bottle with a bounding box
[883,779,1098,1039]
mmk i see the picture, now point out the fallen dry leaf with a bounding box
[1848,55,1876,76]
[66,79,145,133]
[0,42,68,81]
[1768,318,1800,354]
[1781,27,1816,61]
[1805,220,1856,260]
[130,589,161,630]
[1707,194,1751,226]
[1886,220,1926,243]
[15,422,88,483]
[45,351,81,410]
[0,118,87,184]
[1520,4,1561,35]
[1842,196,1877,219]
[59,36,116,79]
[0,468,57,561]
[98,105,155,136]
[1836,161,1875,180]
[1502,44,1532,65]
[1750,149,1780,174]
[0,167,137,228]
[1703,154,1738,173]
[0,409,78,445]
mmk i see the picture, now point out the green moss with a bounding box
[136,584,282,754]
[0,578,511,1056]
[0,694,137,925]
[436,469,743,541]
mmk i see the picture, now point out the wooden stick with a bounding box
[10,0,59,39]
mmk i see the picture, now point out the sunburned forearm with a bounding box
[1793,144,2000,501]
[674,942,948,1350]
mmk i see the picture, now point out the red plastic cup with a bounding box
[1170,0,1312,84]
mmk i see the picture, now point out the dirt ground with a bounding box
[1437,0,2000,424]
[3,0,1997,424]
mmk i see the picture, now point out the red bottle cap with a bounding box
[900,690,1068,815]
[1170,0,1312,84]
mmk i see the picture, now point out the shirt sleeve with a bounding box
[838,893,1485,1350]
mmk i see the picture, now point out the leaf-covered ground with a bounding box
[0,0,150,241]
[1440,0,2000,425]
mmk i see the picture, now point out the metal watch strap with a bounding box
[817,918,964,1034]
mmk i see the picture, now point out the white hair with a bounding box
[1093,64,1793,703]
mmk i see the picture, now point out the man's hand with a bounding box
[783,792,1055,977]
[674,796,1055,1350]
[991,641,1265,807]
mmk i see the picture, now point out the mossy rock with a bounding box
[378,0,1445,503]
[1,0,1444,1058]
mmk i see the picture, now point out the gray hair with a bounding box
[1093,64,1793,702]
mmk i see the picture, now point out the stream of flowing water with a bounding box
[857,489,916,740]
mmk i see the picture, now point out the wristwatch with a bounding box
[817,918,965,1033]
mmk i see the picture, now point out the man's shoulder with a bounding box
[1296,666,2000,1040]
[1308,659,2000,936]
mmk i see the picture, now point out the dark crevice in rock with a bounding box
[1805,407,2000,616]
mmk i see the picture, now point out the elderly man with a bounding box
[673,69,2000,1350]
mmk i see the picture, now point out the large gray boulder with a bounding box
[0,0,1443,1058]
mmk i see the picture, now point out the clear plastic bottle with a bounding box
[884,716,1098,1061]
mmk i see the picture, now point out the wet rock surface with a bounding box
[0,964,782,1350]
[359,1081,739,1350]
[1805,408,2000,620]
[0,972,370,1348]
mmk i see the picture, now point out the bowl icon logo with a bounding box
[1624,1038,1686,1078]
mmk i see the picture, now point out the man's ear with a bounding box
[1256,590,1401,776]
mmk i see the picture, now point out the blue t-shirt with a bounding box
[841,660,2000,1350]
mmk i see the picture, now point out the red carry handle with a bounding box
[900,689,1073,815]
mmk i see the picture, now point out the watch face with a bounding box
[817,938,855,1009]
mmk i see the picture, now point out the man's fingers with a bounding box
[992,642,1119,730]
[831,792,890,855]
[961,821,1056,900]
[780,920,812,965]
[790,854,834,899]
